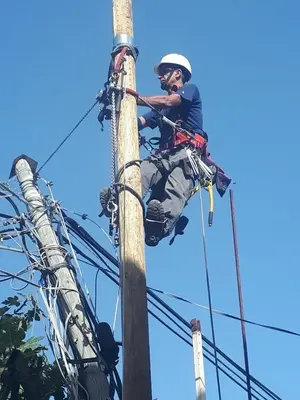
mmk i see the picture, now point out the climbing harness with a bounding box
[128,92,216,231]
[160,130,206,151]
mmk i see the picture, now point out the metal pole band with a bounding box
[112,34,139,60]
[113,34,134,47]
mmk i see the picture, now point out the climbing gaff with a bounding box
[189,180,214,227]
[207,182,214,227]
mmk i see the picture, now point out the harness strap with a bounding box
[159,129,207,153]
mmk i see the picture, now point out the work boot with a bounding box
[144,199,165,247]
[99,187,112,217]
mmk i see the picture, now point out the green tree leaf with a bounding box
[0,295,67,399]
[2,296,20,307]
[0,315,26,353]
[0,307,9,317]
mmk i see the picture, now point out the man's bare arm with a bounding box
[137,93,181,108]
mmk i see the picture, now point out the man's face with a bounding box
[157,65,181,91]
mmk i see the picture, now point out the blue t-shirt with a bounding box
[140,83,204,145]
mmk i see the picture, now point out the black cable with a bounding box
[94,269,100,315]
[64,215,119,267]
[77,279,99,329]
[62,237,120,286]
[202,336,280,400]
[63,214,117,275]
[0,191,21,216]
[116,160,142,182]
[68,229,110,269]
[36,101,98,174]
[148,282,280,399]
[148,287,300,338]
[113,367,123,400]
[114,183,146,218]
[149,296,267,399]
[203,347,269,400]
[0,190,37,279]
[0,212,14,219]
[149,308,268,400]
[149,309,192,346]
[0,190,34,261]
[0,184,28,207]
[67,239,277,400]
[148,298,191,339]
[73,244,280,399]
[0,227,24,235]
[63,214,282,400]
[0,268,41,289]
[0,267,32,284]
[78,258,118,277]
[67,230,119,282]
[203,353,265,400]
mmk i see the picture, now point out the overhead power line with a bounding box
[61,213,282,400]
[37,101,98,174]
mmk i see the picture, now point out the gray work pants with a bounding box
[141,147,195,238]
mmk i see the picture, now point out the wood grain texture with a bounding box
[112,0,153,398]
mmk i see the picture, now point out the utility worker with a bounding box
[100,53,207,247]
[137,53,206,246]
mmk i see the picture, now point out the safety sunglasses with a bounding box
[156,66,176,76]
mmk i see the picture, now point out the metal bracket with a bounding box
[113,34,134,48]
[112,34,139,61]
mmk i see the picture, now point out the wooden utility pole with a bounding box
[191,319,206,400]
[13,156,110,400]
[112,1,152,399]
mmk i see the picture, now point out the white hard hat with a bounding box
[154,53,192,81]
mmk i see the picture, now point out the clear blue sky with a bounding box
[1,1,300,399]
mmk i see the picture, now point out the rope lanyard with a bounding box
[199,187,223,400]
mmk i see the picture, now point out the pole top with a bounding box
[190,318,201,332]
[9,154,38,179]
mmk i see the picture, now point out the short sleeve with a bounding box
[176,83,197,103]
[141,110,159,129]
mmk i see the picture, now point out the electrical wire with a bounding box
[1,215,279,399]
[0,187,38,267]
[0,184,282,399]
[147,287,300,338]
[71,239,281,399]
[36,101,98,174]
[149,309,270,400]
[112,286,120,334]
[0,268,41,289]
[61,206,117,257]
[64,226,281,400]
[229,188,252,399]
[0,248,278,400]
[94,268,100,314]
[0,187,103,399]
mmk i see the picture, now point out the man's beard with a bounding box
[160,81,168,91]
